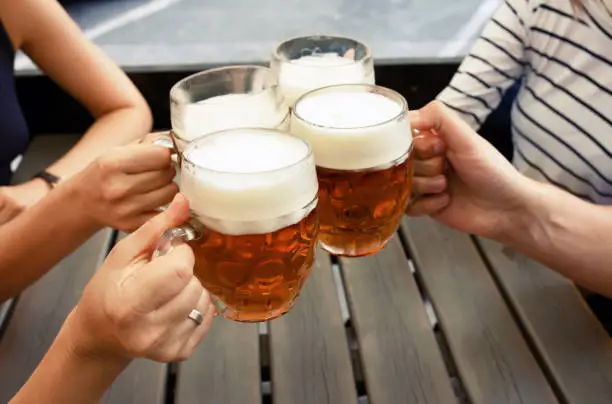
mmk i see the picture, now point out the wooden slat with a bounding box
[401,218,557,404]
[103,233,167,403]
[0,229,113,402]
[477,238,612,404]
[269,248,357,404]
[175,319,260,404]
[339,236,457,404]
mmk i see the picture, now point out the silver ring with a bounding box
[187,308,204,326]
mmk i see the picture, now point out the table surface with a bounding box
[15,0,501,74]
[1,135,612,404]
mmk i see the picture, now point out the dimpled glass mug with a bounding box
[153,128,320,322]
[169,65,290,155]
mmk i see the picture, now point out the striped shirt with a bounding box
[438,0,612,204]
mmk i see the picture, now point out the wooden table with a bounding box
[1,135,612,404]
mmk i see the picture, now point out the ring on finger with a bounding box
[187,308,204,326]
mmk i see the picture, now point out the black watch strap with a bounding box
[33,170,60,189]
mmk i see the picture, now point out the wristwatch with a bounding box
[33,170,61,189]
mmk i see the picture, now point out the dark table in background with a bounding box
[1,135,611,404]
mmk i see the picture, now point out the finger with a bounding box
[140,131,172,145]
[406,193,450,216]
[413,134,446,160]
[127,166,177,194]
[130,182,179,213]
[181,291,215,359]
[413,156,446,177]
[117,211,160,234]
[108,144,174,174]
[412,175,447,195]
[120,193,190,256]
[154,276,203,323]
[152,278,206,360]
[126,244,196,311]
[410,101,481,153]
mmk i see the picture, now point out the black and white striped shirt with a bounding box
[438,0,612,204]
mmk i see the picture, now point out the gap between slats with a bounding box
[396,229,471,404]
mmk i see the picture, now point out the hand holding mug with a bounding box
[65,144,178,232]
[406,101,534,240]
[64,194,214,363]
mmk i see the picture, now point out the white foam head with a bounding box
[180,129,318,235]
[290,85,412,171]
[277,53,375,107]
[173,92,288,143]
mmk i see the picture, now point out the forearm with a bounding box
[504,181,612,296]
[0,183,99,300]
[10,312,129,404]
[47,106,152,180]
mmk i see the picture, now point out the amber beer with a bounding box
[155,128,319,322]
[188,208,317,322]
[291,84,413,257]
[317,154,413,256]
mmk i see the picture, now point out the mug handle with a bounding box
[151,220,222,316]
[152,219,203,258]
[143,130,182,167]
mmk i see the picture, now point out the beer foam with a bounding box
[174,92,288,142]
[277,53,375,107]
[180,129,318,235]
[291,89,412,170]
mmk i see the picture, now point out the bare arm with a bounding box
[0,182,99,301]
[10,313,129,404]
[1,0,152,188]
[504,181,612,296]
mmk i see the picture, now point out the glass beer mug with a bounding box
[270,34,375,108]
[154,128,319,322]
[290,83,413,257]
[169,65,290,154]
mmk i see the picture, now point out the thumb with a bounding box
[409,101,482,154]
[124,193,191,257]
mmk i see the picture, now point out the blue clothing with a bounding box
[0,19,29,185]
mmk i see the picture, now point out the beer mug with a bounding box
[154,128,319,322]
[170,65,290,154]
[290,84,413,257]
[270,35,375,108]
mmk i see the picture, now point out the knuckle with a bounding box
[171,261,194,285]
[96,153,121,174]
[106,304,139,327]
[430,100,443,112]
[114,202,134,219]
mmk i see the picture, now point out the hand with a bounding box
[0,179,50,224]
[65,143,178,232]
[64,194,214,363]
[0,188,24,225]
[406,101,535,239]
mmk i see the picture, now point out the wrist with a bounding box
[59,178,102,233]
[497,178,552,249]
[59,309,131,369]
